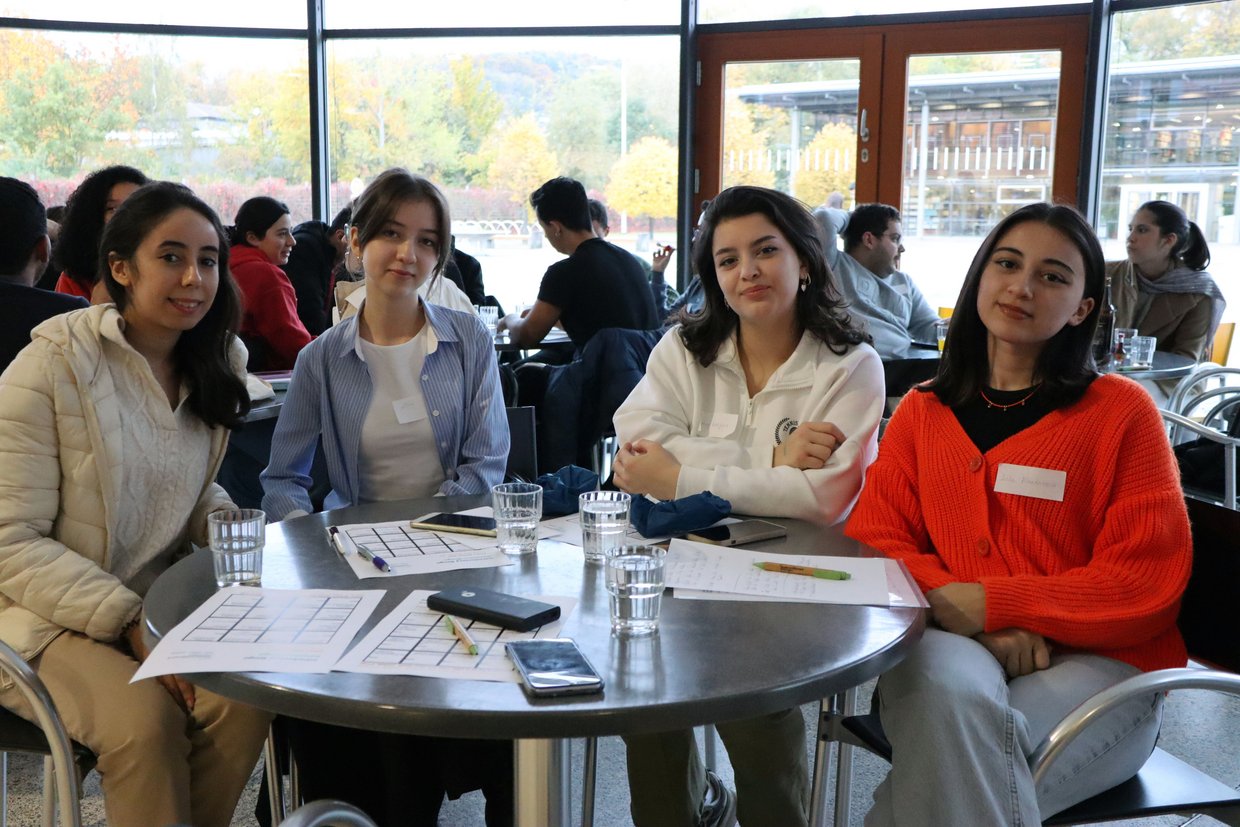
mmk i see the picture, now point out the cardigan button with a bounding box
[976,538,990,555]
[432,410,440,417]
[969,456,983,472]
[422,374,428,381]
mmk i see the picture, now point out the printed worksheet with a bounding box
[132,588,384,680]
[664,539,890,605]
[334,590,576,682]
[334,520,513,579]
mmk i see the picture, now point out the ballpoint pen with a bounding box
[356,544,392,572]
[443,614,479,655]
[327,526,347,557]
[753,561,851,580]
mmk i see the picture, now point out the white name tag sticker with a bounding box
[706,412,738,438]
[393,396,426,424]
[994,463,1066,502]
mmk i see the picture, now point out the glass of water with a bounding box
[492,482,542,555]
[605,544,667,637]
[208,509,265,587]
[579,491,631,563]
[475,305,500,333]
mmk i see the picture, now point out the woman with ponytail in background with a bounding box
[1109,200,1226,361]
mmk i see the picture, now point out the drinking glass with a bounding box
[208,509,265,587]
[492,482,542,555]
[1129,335,1156,369]
[605,544,666,636]
[934,318,950,352]
[579,491,631,563]
[475,305,499,333]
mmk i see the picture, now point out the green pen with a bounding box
[753,561,851,580]
[443,615,479,655]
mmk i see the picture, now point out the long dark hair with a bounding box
[681,185,867,367]
[101,182,250,429]
[230,196,290,248]
[350,168,452,281]
[1136,200,1210,271]
[56,165,148,291]
[925,202,1105,409]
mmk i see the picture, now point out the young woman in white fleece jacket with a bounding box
[612,185,884,827]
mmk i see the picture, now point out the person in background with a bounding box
[497,177,657,353]
[1109,200,1226,361]
[35,204,66,291]
[230,196,313,371]
[0,178,88,373]
[283,205,351,335]
[814,202,940,358]
[612,186,884,827]
[444,236,487,306]
[847,203,1191,825]
[652,198,713,326]
[260,168,511,826]
[54,165,148,303]
[0,182,270,826]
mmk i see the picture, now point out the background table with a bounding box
[1106,350,1196,381]
[494,327,573,353]
[143,495,924,826]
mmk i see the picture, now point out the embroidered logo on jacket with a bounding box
[774,417,799,445]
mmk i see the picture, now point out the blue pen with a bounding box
[356,544,392,572]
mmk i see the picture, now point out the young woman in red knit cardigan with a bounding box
[846,202,1192,826]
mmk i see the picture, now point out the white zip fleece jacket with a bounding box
[613,327,885,524]
[0,305,239,667]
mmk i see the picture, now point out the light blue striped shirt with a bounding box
[261,302,509,520]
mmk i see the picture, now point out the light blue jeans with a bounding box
[866,629,1163,826]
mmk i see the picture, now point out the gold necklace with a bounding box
[979,384,1040,410]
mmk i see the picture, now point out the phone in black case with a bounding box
[427,587,560,632]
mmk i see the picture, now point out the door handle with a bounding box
[859,108,870,143]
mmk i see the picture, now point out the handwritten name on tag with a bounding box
[993,463,1066,502]
[393,396,427,424]
[706,413,738,438]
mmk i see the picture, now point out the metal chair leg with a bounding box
[581,737,597,827]
[832,689,858,827]
[703,724,718,770]
[808,697,837,827]
[265,725,286,825]
[41,755,54,827]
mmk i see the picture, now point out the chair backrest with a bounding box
[1212,321,1234,365]
[505,406,538,482]
[279,799,378,827]
[1177,494,1240,673]
[0,640,81,827]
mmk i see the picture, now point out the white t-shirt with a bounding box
[357,325,446,501]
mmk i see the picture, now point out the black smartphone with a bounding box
[687,519,788,547]
[506,639,604,698]
[409,512,498,537]
[427,587,561,632]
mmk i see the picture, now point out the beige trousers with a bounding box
[0,631,271,827]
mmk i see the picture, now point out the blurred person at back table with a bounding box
[1108,200,1226,361]
[0,178,88,373]
[497,177,658,360]
[54,164,149,303]
[283,205,352,335]
[443,236,487,306]
[229,196,314,371]
[814,202,940,358]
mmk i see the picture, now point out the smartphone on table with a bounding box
[506,639,604,698]
[409,512,498,537]
[687,519,787,547]
[427,587,561,632]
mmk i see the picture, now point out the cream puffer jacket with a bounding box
[0,305,238,667]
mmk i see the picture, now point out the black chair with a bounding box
[811,493,1240,826]
[505,406,538,482]
[0,640,95,827]
[280,798,378,827]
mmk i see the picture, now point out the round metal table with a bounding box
[1105,350,1197,382]
[143,495,924,826]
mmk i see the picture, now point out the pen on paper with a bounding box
[443,615,479,655]
[356,544,392,573]
[752,561,851,580]
[327,526,347,557]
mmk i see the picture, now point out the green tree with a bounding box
[0,60,118,176]
[792,122,855,206]
[604,135,677,235]
[442,57,503,184]
[480,114,558,216]
[547,73,617,187]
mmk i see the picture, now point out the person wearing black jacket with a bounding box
[444,238,487,306]
[282,207,350,335]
